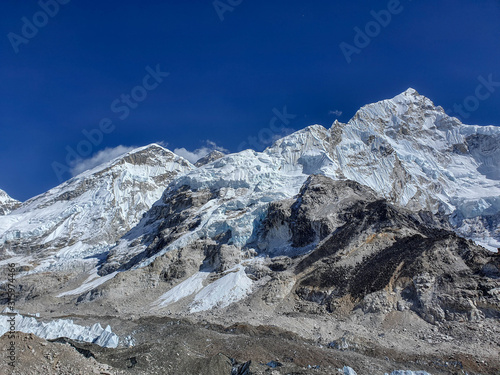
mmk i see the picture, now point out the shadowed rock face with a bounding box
[256,176,379,255]
[98,184,214,275]
[257,175,500,323]
[195,150,225,167]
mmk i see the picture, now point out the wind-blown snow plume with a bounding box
[174,140,228,163]
[70,145,136,176]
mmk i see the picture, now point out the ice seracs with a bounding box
[0,314,119,348]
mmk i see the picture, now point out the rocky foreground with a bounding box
[1,313,498,375]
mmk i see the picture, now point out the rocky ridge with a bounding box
[0,189,20,216]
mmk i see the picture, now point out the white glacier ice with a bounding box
[0,314,119,348]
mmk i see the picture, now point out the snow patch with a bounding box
[189,266,253,313]
[57,270,118,297]
[154,271,209,308]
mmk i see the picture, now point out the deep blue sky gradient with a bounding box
[1,0,500,200]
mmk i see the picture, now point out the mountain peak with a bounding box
[195,150,226,167]
[402,87,419,96]
[126,142,169,155]
[0,188,14,202]
[0,142,195,271]
[0,189,20,215]
[388,88,441,112]
[75,143,193,180]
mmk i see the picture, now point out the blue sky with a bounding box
[1,0,500,201]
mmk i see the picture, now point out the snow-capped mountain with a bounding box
[268,88,500,249]
[2,89,500,374]
[0,189,20,216]
[0,144,194,272]
[101,89,500,277]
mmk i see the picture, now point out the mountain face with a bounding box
[100,89,500,278]
[265,88,500,249]
[288,176,499,323]
[87,90,498,328]
[0,189,20,216]
[98,174,499,321]
[2,89,500,374]
[0,144,194,272]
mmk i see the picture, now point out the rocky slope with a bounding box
[272,176,499,324]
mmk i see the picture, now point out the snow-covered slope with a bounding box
[102,89,500,279]
[279,88,500,249]
[0,189,20,216]
[0,144,194,272]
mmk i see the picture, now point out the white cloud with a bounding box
[70,145,136,176]
[173,140,227,163]
[329,109,343,117]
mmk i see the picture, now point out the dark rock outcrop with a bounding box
[256,175,500,323]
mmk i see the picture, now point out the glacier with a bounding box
[0,314,119,348]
